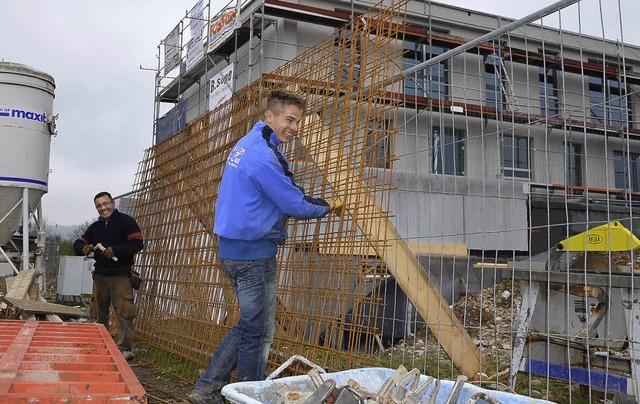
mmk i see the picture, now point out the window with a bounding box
[403,42,448,100]
[364,120,392,169]
[502,135,531,179]
[539,67,559,117]
[608,79,629,127]
[335,29,361,86]
[432,127,465,175]
[614,150,640,191]
[589,76,630,127]
[484,53,505,111]
[564,142,583,187]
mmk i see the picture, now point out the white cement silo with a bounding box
[0,62,56,271]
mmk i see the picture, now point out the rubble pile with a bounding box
[384,279,519,372]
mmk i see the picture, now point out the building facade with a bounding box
[156,0,640,253]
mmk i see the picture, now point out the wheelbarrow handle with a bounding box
[266,355,326,380]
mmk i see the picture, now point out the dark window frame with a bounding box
[403,42,448,100]
[564,142,583,187]
[539,67,559,117]
[614,150,640,191]
[502,135,531,180]
[589,76,631,128]
[484,53,505,111]
[432,126,465,176]
[364,119,393,169]
[334,29,361,86]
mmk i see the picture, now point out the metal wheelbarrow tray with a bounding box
[221,367,554,404]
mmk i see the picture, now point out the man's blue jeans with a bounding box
[193,256,277,400]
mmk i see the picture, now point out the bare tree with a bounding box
[71,220,95,241]
[28,216,50,237]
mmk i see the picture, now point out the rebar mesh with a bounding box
[131,0,424,378]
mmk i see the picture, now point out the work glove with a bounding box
[325,198,345,216]
[101,247,115,260]
[81,244,94,256]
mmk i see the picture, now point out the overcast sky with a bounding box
[2,0,639,229]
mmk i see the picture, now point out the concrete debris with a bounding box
[500,291,511,301]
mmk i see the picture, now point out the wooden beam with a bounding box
[407,241,468,259]
[0,269,36,310]
[303,112,485,377]
[317,241,468,259]
[4,272,63,321]
[1,297,90,319]
[36,295,64,322]
[473,263,509,269]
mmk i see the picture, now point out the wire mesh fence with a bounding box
[130,0,640,401]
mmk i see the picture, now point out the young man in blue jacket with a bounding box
[188,89,342,404]
[73,191,144,361]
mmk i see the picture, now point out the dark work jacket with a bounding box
[73,209,144,276]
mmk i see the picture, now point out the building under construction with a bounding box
[130,0,640,401]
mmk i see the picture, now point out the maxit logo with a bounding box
[0,106,47,122]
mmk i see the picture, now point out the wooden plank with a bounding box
[5,273,60,321]
[36,295,64,322]
[407,241,468,259]
[317,241,468,259]
[303,112,484,377]
[4,269,36,299]
[1,297,90,319]
[0,269,36,310]
[27,282,38,301]
[473,263,509,269]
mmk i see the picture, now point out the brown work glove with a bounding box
[81,244,94,256]
[101,247,114,260]
[325,198,345,216]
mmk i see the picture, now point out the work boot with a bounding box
[187,390,210,404]
[120,350,135,361]
[187,389,224,404]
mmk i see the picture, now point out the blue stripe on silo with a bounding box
[0,177,48,187]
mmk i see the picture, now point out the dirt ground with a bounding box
[129,360,194,403]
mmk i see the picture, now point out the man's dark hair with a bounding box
[94,191,113,202]
[266,89,306,112]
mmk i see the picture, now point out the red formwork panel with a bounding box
[0,320,146,403]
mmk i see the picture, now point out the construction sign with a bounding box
[208,63,234,111]
[207,1,240,53]
[163,24,181,76]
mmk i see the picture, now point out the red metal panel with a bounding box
[0,320,146,403]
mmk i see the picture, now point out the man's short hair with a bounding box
[94,191,113,202]
[266,89,306,112]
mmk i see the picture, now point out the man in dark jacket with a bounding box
[73,191,144,361]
